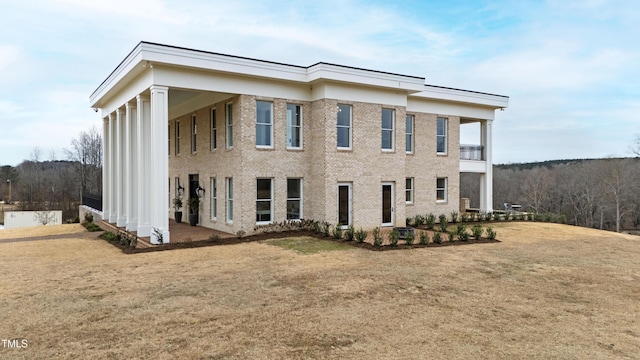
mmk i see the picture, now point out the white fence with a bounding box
[3,211,63,229]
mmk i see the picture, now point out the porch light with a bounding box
[196,185,205,198]
[177,184,185,197]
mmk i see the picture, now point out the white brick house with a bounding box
[90,42,509,244]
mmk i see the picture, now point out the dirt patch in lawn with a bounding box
[1,222,639,359]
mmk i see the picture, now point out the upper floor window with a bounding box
[381,108,394,151]
[256,101,273,148]
[337,104,352,149]
[191,115,197,154]
[437,117,447,154]
[226,103,233,149]
[406,115,414,153]
[286,104,302,149]
[175,120,181,155]
[210,108,217,151]
[436,177,447,202]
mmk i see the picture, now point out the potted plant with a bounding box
[188,196,200,226]
[173,196,183,223]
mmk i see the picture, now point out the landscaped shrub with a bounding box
[461,213,469,223]
[99,231,118,242]
[322,221,331,237]
[344,225,355,241]
[471,224,483,240]
[84,212,94,223]
[85,222,102,232]
[355,228,368,243]
[406,217,413,227]
[433,231,442,244]
[373,227,383,247]
[389,229,399,247]
[486,227,497,240]
[413,214,425,227]
[419,231,429,245]
[332,224,343,239]
[405,230,415,245]
[438,214,448,233]
[450,211,459,223]
[312,221,321,234]
[425,213,436,229]
[455,224,469,241]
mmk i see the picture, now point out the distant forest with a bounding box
[462,157,640,232]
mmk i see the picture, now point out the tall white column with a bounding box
[126,101,138,231]
[116,108,127,227]
[137,94,152,237]
[149,85,170,244]
[102,117,110,220]
[480,119,493,212]
[109,112,118,223]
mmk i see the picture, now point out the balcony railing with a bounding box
[460,145,484,161]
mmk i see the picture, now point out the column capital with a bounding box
[136,94,149,101]
[125,101,136,110]
[150,85,169,92]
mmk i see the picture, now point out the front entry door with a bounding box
[189,174,199,224]
[382,182,394,227]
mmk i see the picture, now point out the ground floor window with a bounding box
[210,177,217,220]
[437,177,447,202]
[226,177,233,223]
[337,183,352,227]
[256,178,273,223]
[406,177,414,204]
[287,178,302,220]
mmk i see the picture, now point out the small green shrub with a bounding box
[486,227,497,240]
[99,231,118,242]
[312,220,321,234]
[456,224,469,242]
[84,212,94,223]
[413,214,425,226]
[406,217,413,227]
[209,234,220,242]
[461,213,469,223]
[425,213,436,229]
[85,222,102,232]
[355,228,368,243]
[344,225,355,241]
[559,214,567,224]
[419,231,429,245]
[433,231,442,244]
[389,229,399,247]
[332,224,343,239]
[471,224,483,240]
[438,214,448,233]
[322,221,331,237]
[405,230,415,245]
[373,227,383,247]
[450,211,459,223]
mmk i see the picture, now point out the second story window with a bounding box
[191,115,197,154]
[337,104,352,149]
[286,104,302,149]
[406,115,414,153]
[381,108,394,151]
[256,101,273,148]
[437,117,447,154]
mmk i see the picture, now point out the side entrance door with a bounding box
[382,182,394,227]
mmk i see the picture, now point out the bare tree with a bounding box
[520,167,553,213]
[64,126,103,195]
[632,134,640,156]
[598,159,633,232]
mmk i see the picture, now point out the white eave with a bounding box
[411,85,509,109]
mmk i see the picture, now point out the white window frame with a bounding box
[337,182,352,228]
[337,104,352,150]
[210,108,217,151]
[381,108,394,151]
[256,178,274,224]
[226,103,233,149]
[286,178,303,220]
[256,101,273,148]
[437,117,447,154]
[406,177,414,204]
[210,177,217,221]
[175,120,180,155]
[226,177,233,223]
[191,114,197,154]
[436,177,447,203]
[406,114,414,154]
[286,104,303,150]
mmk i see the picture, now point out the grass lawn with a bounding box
[0,222,639,359]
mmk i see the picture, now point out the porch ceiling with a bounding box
[168,88,234,120]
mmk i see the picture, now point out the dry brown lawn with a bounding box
[1,222,639,359]
[0,224,87,239]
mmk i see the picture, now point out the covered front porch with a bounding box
[460,118,494,212]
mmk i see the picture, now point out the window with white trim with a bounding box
[191,115,197,154]
[287,178,302,220]
[406,178,414,204]
[226,103,233,149]
[210,108,217,151]
[286,104,302,149]
[226,177,233,223]
[175,120,180,155]
[382,108,394,151]
[256,101,273,148]
[210,177,217,220]
[256,178,273,223]
[168,124,170,156]
[437,117,447,154]
[406,114,414,153]
[337,104,352,149]
[436,177,447,202]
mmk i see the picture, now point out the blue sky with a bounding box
[1,0,638,166]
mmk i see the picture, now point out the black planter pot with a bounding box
[174,211,183,223]
[189,214,198,226]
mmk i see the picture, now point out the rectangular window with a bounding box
[337,183,352,227]
[168,124,171,156]
[226,103,233,149]
[256,101,273,148]
[175,120,180,155]
[381,108,394,151]
[286,104,302,149]
[210,108,217,151]
[287,178,302,220]
[437,117,447,154]
[210,177,217,220]
[337,104,352,149]
[191,115,197,154]
[226,177,233,223]
[437,177,447,202]
[406,114,414,153]
[256,178,273,223]
[175,177,181,198]
[406,178,414,204]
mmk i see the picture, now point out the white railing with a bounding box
[460,145,484,160]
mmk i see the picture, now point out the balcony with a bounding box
[460,144,484,161]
